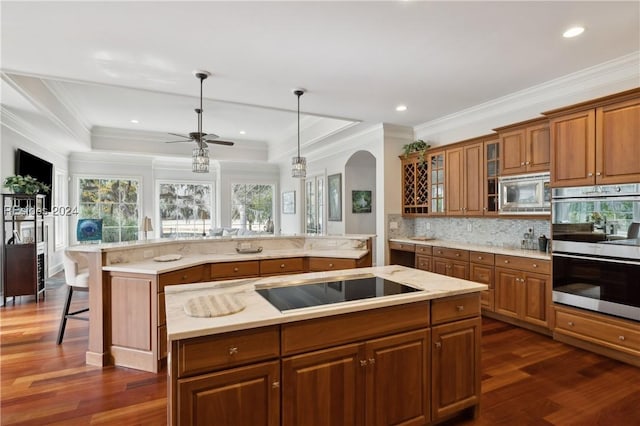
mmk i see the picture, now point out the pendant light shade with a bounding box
[192,145,209,173]
[291,89,306,178]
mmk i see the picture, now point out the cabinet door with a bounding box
[111,275,152,351]
[526,122,550,172]
[596,98,640,184]
[446,147,464,215]
[4,244,36,297]
[366,329,430,426]
[432,257,449,276]
[522,272,550,328]
[450,259,469,280]
[282,343,364,426]
[429,152,446,215]
[178,360,280,426]
[470,263,494,311]
[484,139,500,215]
[494,268,521,320]
[550,109,596,187]
[432,318,481,421]
[463,142,484,215]
[500,129,527,175]
[402,158,417,213]
[415,254,432,272]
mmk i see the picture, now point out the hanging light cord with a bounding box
[297,92,301,158]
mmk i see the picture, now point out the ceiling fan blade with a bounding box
[167,132,191,139]
[164,140,194,143]
[203,132,220,140]
[205,139,235,146]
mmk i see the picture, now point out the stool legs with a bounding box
[56,286,89,345]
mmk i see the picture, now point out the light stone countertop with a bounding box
[389,238,551,261]
[102,248,368,274]
[164,265,487,342]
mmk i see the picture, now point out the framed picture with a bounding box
[77,218,103,242]
[352,190,372,213]
[282,191,295,214]
[328,173,342,221]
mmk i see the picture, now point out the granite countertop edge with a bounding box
[389,238,551,260]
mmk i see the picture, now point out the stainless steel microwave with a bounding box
[498,172,550,214]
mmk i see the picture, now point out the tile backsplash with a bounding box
[387,214,550,250]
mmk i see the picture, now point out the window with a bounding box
[158,182,213,238]
[306,175,324,234]
[78,178,140,243]
[231,184,274,233]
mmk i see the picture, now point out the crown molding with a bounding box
[414,52,640,142]
[1,106,46,147]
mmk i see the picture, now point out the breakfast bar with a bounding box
[66,235,373,371]
[164,265,486,425]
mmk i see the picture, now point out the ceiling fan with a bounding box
[164,70,235,148]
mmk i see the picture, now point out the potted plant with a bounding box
[3,175,50,195]
[402,139,431,164]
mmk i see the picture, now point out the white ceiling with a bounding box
[1,1,639,159]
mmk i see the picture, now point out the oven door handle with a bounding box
[552,196,640,203]
[553,253,640,266]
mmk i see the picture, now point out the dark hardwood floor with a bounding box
[1,284,639,425]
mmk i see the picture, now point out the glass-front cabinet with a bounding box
[429,151,446,215]
[484,138,500,215]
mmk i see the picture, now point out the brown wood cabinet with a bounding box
[469,251,495,312]
[431,317,481,421]
[547,91,640,187]
[554,305,640,367]
[446,140,485,216]
[307,257,357,272]
[432,246,469,280]
[400,152,430,216]
[177,360,280,426]
[483,138,500,215]
[429,151,446,215]
[496,118,550,176]
[494,255,551,329]
[389,241,416,268]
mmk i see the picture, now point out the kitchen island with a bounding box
[165,265,486,426]
[66,235,373,371]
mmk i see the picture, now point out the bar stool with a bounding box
[56,252,90,344]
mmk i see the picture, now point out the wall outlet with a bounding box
[143,249,154,259]
[426,222,431,230]
[467,223,472,232]
[389,221,398,230]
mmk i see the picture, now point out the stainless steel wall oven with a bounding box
[552,184,640,321]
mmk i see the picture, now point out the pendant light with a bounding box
[291,89,306,178]
[192,72,210,173]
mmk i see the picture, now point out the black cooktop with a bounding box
[256,276,421,312]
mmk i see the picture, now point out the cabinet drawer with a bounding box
[260,258,304,275]
[415,245,432,255]
[469,251,494,266]
[389,242,415,252]
[415,254,432,272]
[432,246,469,261]
[211,261,260,280]
[307,257,356,272]
[177,326,280,377]
[495,255,550,274]
[159,265,206,291]
[431,293,480,325]
[555,309,640,354]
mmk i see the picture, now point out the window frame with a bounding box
[156,179,215,238]
[230,182,275,233]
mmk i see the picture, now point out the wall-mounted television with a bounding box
[15,149,53,211]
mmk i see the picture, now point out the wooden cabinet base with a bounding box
[482,310,552,337]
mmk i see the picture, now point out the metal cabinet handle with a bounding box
[229,346,238,355]
[478,256,483,260]
[588,172,593,177]
[328,263,334,268]
[568,321,574,327]
[182,275,188,280]
[456,305,464,312]
[504,260,510,264]
[532,264,538,268]
[360,360,368,367]
[369,358,376,365]
[233,267,239,272]
[434,342,441,349]
[280,264,285,268]
[521,162,525,166]
[455,253,460,257]
[619,336,626,341]
[525,161,530,165]
[596,172,602,176]
[272,381,280,389]
[399,244,403,249]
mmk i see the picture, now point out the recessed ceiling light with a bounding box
[396,105,408,112]
[563,26,585,38]
[130,119,139,124]
[239,130,246,135]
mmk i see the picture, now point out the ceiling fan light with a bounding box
[291,156,307,178]
[192,146,210,173]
